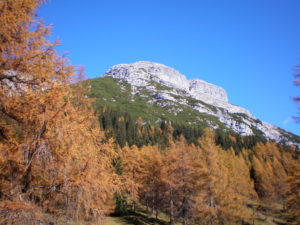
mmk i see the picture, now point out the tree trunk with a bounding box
[282,197,286,211]
[184,216,188,225]
[146,199,149,212]
[169,198,174,225]
[183,197,188,225]
[155,208,159,220]
[151,201,155,217]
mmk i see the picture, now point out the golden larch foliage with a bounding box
[195,129,252,225]
[0,0,118,224]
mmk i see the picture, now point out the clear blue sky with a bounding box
[38,0,300,135]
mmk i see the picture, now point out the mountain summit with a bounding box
[90,61,299,145]
[106,61,228,102]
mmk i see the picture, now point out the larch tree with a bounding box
[0,0,118,224]
[252,155,275,200]
[286,159,300,224]
[121,144,144,211]
[164,137,204,225]
[140,145,167,219]
[220,148,255,223]
[196,129,228,225]
[196,129,251,225]
[252,142,289,203]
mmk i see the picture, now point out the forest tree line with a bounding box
[98,107,270,151]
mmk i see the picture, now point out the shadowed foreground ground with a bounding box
[107,203,291,225]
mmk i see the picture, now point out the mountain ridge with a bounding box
[90,61,299,146]
[105,61,251,116]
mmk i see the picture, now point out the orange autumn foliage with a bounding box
[0,0,118,224]
[120,130,255,225]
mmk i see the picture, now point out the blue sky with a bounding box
[38,0,300,135]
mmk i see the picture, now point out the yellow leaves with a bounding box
[121,145,149,204]
[286,161,300,223]
[0,0,73,91]
[119,131,253,224]
[251,142,292,203]
[0,201,36,211]
[0,1,119,222]
[192,130,254,224]
[118,130,300,224]
[117,116,125,122]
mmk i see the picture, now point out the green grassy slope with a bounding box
[86,76,300,144]
[88,77,225,129]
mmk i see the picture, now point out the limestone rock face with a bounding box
[106,61,228,101]
[189,79,228,102]
[106,61,190,89]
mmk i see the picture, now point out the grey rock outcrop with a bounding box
[106,61,230,101]
[189,79,228,102]
[107,62,229,102]
[107,61,190,90]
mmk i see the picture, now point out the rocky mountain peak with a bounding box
[106,61,189,89]
[98,61,299,145]
[105,61,229,103]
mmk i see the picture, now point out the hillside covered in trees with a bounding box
[0,1,299,225]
